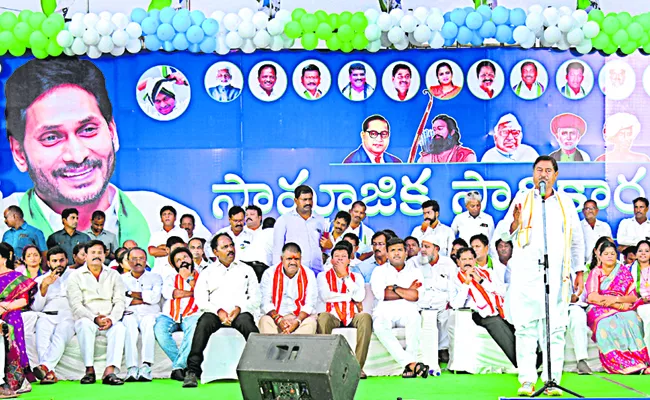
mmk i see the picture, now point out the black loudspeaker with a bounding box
[237,334,360,400]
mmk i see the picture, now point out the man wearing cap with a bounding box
[549,113,590,162]
[207,67,242,103]
[341,63,374,101]
[451,191,494,244]
[595,112,650,162]
[481,113,539,162]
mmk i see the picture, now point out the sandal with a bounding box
[0,384,16,399]
[413,362,429,379]
[41,369,58,385]
[401,365,416,379]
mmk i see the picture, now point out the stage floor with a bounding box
[18,371,650,400]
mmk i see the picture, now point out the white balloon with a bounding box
[582,21,600,39]
[528,5,543,15]
[389,9,405,26]
[71,38,87,55]
[365,9,380,24]
[63,47,75,56]
[126,22,142,39]
[238,21,256,39]
[267,18,284,36]
[388,26,405,44]
[414,7,430,24]
[216,34,231,55]
[513,25,532,43]
[223,13,241,32]
[211,11,225,22]
[413,24,431,43]
[238,8,255,22]
[558,15,575,33]
[399,15,418,33]
[407,32,419,46]
[542,7,559,27]
[275,10,292,24]
[559,6,572,16]
[567,28,584,46]
[534,25,544,39]
[56,30,74,48]
[282,35,294,48]
[377,13,393,31]
[83,28,100,46]
[365,24,382,42]
[573,10,588,27]
[71,13,84,24]
[97,35,114,52]
[110,46,125,56]
[68,20,85,38]
[270,35,284,51]
[426,13,444,32]
[543,25,562,44]
[241,39,256,53]
[112,29,129,47]
[253,30,271,48]
[87,46,101,59]
[96,19,113,36]
[576,38,592,54]
[99,11,112,20]
[380,31,391,47]
[225,31,243,48]
[111,13,129,30]
[394,39,409,50]
[252,11,268,30]
[429,30,444,48]
[525,13,543,31]
[83,13,99,29]
[556,33,570,50]
[520,35,536,49]
[367,39,381,52]
[126,38,142,53]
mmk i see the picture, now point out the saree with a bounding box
[429,84,461,100]
[0,271,37,370]
[586,263,650,374]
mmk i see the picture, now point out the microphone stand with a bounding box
[532,183,582,398]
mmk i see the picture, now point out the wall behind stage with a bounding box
[1,48,649,240]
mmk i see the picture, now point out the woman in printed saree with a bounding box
[586,241,650,374]
[633,240,650,350]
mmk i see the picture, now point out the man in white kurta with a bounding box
[616,197,650,252]
[217,206,256,263]
[148,206,190,273]
[410,200,455,256]
[567,272,592,375]
[580,200,612,265]
[343,201,376,256]
[451,192,495,244]
[501,157,585,396]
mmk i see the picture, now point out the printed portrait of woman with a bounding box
[426,60,463,100]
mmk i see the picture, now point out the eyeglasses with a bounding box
[366,130,390,139]
[467,191,480,196]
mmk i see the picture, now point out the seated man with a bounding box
[183,233,260,388]
[317,242,371,378]
[567,272,592,375]
[154,247,200,382]
[66,240,126,386]
[188,237,209,272]
[155,236,187,281]
[121,247,163,382]
[370,237,428,378]
[31,246,75,384]
[470,234,507,287]
[259,243,318,335]
[413,233,457,364]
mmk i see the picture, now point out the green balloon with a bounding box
[0,46,6,57]
[602,15,620,35]
[639,33,649,47]
[148,0,172,11]
[637,13,650,31]
[29,30,48,49]
[587,9,605,24]
[32,47,48,59]
[315,22,333,40]
[13,22,32,43]
[592,32,611,50]
[0,12,18,31]
[603,43,618,55]
[627,22,643,40]
[40,0,57,16]
[47,38,63,56]
[284,21,302,39]
[351,33,368,50]
[617,12,632,27]
[315,10,328,23]
[337,24,354,42]
[329,14,340,29]
[612,29,629,46]
[620,40,637,55]
[643,40,650,54]
[326,35,340,51]
[300,14,319,33]
[339,11,352,26]
[18,10,33,23]
[8,42,26,57]
[301,33,318,50]
[41,18,59,38]
[292,8,307,22]
[350,12,368,33]
[28,12,46,30]
[340,40,353,53]
[48,13,65,30]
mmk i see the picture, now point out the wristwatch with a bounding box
[392,284,398,292]
[125,291,132,298]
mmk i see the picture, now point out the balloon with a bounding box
[620,40,637,55]
[269,35,283,51]
[126,22,143,39]
[393,40,408,50]
[377,13,393,31]
[575,38,593,54]
[457,26,472,44]
[525,13,543,31]
[300,32,317,50]
[223,13,241,31]
[329,13,340,30]
[612,30,628,46]
[412,7,429,24]
[603,43,617,54]
[56,30,74,47]
[172,32,189,50]
[46,39,63,56]
[582,21,600,38]
[237,21,255,39]
[154,23,173,41]
[491,6,509,25]
[450,8,466,27]
[190,10,206,26]
[495,25,513,43]
[252,11,268,30]
[400,15,417,33]
[479,21,497,38]
[28,12,46,30]
[426,12,444,31]
[528,4,543,15]
[267,19,284,36]
[567,28,584,45]
[0,12,18,31]
[187,25,205,43]
[365,9,380,24]
[130,8,148,24]
[315,10,328,23]
[253,29,271,48]
[162,40,174,52]
[350,12,368,32]
[300,14,318,33]
[591,32,611,49]
[440,21,458,40]
[82,28,100,46]
[617,12,632,27]
[275,10,292,24]
[144,34,161,50]
[71,37,87,54]
[96,18,113,36]
[9,42,26,57]
[49,13,65,30]
[637,13,650,31]
[510,8,527,27]
[40,18,59,38]
[284,21,302,39]
[41,0,57,16]
[68,20,85,38]
[367,39,381,52]
[225,31,243,48]
[13,22,32,43]
[388,9,404,26]
[126,38,141,53]
[572,10,588,27]
[602,15,620,35]
[587,9,605,24]
[465,12,482,30]
[141,17,159,35]
[326,35,340,51]
[477,5,492,21]
[557,15,575,32]
[18,10,33,23]
[238,8,254,22]
[83,13,99,29]
[513,25,531,43]
[292,8,307,22]
[627,22,643,41]
[520,35,535,49]
[159,7,175,24]
[112,29,129,47]
[199,36,216,52]
[172,14,191,33]
[413,24,431,43]
[471,31,484,46]
[544,25,562,43]
[202,18,219,36]
[429,30,444,48]
[29,31,48,49]
[352,32,368,50]
[338,24,354,42]
[542,7,559,27]
[97,35,114,52]
[316,22,333,40]
[387,26,405,43]
[339,11,352,26]
[364,24,381,42]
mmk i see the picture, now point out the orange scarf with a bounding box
[272,263,308,316]
[170,271,199,322]
[325,268,356,326]
[458,269,504,318]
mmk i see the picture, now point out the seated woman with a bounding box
[15,245,43,279]
[586,241,650,374]
[114,248,132,275]
[633,240,650,350]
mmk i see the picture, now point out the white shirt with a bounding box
[216,226,256,263]
[154,259,178,283]
[410,222,455,256]
[343,222,375,255]
[323,258,361,271]
[247,227,274,266]
[451,211,495,244]
[413,256,456,310]
[581,219,613,263]
[121,270,163,316]
[253,85,281,102]
[194,260,260,315]
[149,226,190,272]
[260,266,317,316]
[616,217,650,247]
[370,261,424,317]
[32,268,74,321]
[317,269,365,324]
[161,272,199,322]
[450,266,505,318]
[480,144,540,163]
[67,265,126,324]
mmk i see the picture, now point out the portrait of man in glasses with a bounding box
[343,114,402,164]
[481,113,539,163]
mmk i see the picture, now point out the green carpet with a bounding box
[18,372,650,400]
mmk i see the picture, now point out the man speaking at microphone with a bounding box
[500,156,585,397]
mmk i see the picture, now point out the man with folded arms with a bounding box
[317,242,371,378]
[66,240,126,385]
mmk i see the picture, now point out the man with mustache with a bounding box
[273,185,328,274]
[371,237,428,378]
[341,63,374,101]
[299,64,323,100]
[31,246,75,384]
[217,206,255,263]
[0,58,210,262]
[149,206,190,272]
[512,61,545,100]
[404,236,420,260]
[560,62,587,100]
[343,115,402,164]
[451,191,494,244]
[470,234,507,287]
[188,238,209,272]
[357,231,391,283]
[481,113,539,162]
[155,236,188,282]
[580,200,612,264]
[153,247,200,382]
[595,112,650,162]
[254,64,280,101]
[391,63,412,101]
[260,242,318,335]
[414,233,457,364]
[121,247,163,383]
[181,213,213,264]
[417,114,476,163]
[343,201,375,258]
[244,205,273,270]
[616,197,650,253]
[66,240,126,386]
[410,200,454,257]
[2,205,46,260]
[476,61,497,99]
[207,66,242,103]
[46,208,91,265]
[320,211,351,256]
[548,113,590,162]
[183,233,260,388]
[84,210,118,264]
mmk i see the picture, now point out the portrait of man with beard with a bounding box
[206,63,242,103]
[417,114,476,163]
[595,112,650,162]
[548,113,591,162]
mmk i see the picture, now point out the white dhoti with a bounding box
[516,318,566,385]
[567,305,589,362]
[636,304,650,350]
[123,314,157,368]
[0,336,5,384]
[75,318,126,370]
[35,316,75,371]
[373,309,421,367]
[435,309,450,350]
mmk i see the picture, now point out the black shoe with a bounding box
[183,372,198,388]
[80,372,96,385]
[438,349,450,364]
[102,373,124,386]
[170,369,185,381]
[32,366,46,381]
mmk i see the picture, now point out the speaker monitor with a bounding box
[237,333,361,400]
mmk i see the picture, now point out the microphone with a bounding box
[539,180,546,197]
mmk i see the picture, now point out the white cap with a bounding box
[491,113,522,135]
[421,232,439,247]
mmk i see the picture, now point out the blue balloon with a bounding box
[199,36,216,53]
[186,25,204,44]
[201,18,219,36]
[141,17,160,35]
[465,12,483,30]
[457,26,472,44]
[160,7,176,24]
[172,13,192,33]
[163,40,175,52]
[190,10,206,26]
[157,23,175,41]
[491,6,509,25]
[441,21,459,40]
[477,5,492,22]
[144,34,162,51]
[149,10,161,21]
[509,8,526,26]
[443,38,455,47]
[443,12,451,22]
[495,24,513,43]
[478,20,497,38]
[176,9,190,19]
[450,9,467,26]
[171,32,189,50]
[130,8,148,24]
[188,43,200,53]
[471,31,484,46]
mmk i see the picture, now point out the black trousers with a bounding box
[187,312,259,375]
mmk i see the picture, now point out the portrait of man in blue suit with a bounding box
[343,114,402,164]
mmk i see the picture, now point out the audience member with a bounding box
[357,231,390,283]
[411,200,454,256]
[581,200,612,265]
[617,197,650,253]
[245,205,273,267]
[633,240,650,350]
[450,238,468,262]
[148,206,189,272]
[217,206,255,262]
[46,208,91,264]
[404,236,420,260]
[470,234,507,286]
[321,211,351,255]
[16,245,43,278]
[451,192,495,243]
[344,201,375,259]
[623,246,637,266]
[155,236,187,281]
[188,237,209,272]
[83,210,118,263]
[72,243,87,269]
[2,206,46,260]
